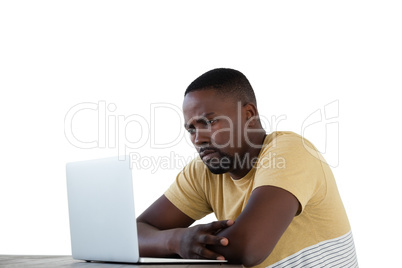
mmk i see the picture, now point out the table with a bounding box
[0,255,242,268]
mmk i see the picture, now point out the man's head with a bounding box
[185,68,257,106]
[183,68,265,179]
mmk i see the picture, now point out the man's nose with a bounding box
[194,129,211,146]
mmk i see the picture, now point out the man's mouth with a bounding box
[199,148,220,161]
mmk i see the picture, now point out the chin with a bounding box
[206,166,230,174]
[204,156,233,174]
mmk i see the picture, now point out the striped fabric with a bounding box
[268,231,358,268]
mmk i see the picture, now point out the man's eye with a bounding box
[207,119,218,125]
[187,128,196,134]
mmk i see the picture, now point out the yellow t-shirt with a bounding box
[165,131,358,267]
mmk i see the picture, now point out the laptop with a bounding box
[66,156,226,264]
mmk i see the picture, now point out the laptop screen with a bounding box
[66,156,140,263]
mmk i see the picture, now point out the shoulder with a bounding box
[254,131,327,212]
[264,131,313,149]
[259,131,323,167]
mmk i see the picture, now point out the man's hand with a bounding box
[137,195,234,260]
[174,220,234,260]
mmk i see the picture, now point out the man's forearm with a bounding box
[137,221,181,258]
[137,219,233,260]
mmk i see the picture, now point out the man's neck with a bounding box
[229,131,267,180]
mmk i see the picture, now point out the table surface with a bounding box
[0,255,242,268]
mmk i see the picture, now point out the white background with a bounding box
[1,1,401,267]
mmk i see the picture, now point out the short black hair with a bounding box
[184,68,257,105]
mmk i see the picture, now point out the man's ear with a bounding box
[244,103,259,127]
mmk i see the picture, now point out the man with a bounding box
[137,68,358,267]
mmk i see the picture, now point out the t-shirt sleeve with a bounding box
[253,133,326,214]
[164,158,213,220]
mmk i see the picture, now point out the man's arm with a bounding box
[209,185,299,266]
[137,186,298,265]
[137,195,233,260]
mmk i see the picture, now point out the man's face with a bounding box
[183,89,250,174]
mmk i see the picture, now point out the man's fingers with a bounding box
[203,220,234,232]
[220,237,229,246]
[195,246,226,260]
[198,234,229,246]
[225,219,235,226]
[179,220,233,260]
